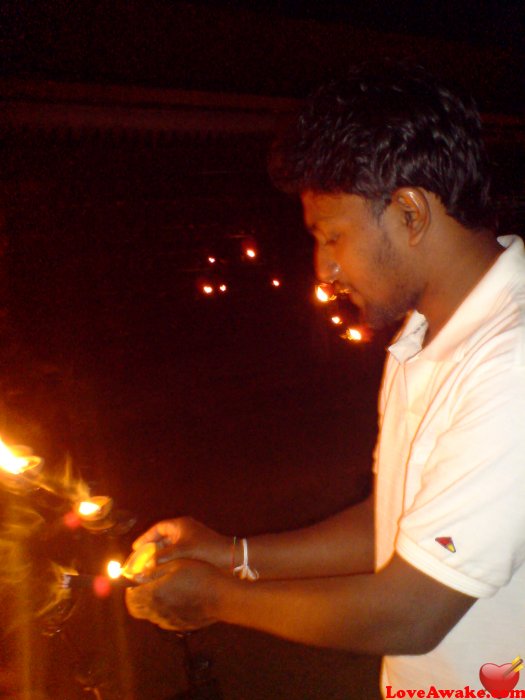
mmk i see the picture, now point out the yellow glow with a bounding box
[246,248,256,258]
[203,285,213,294]
[107,560,123,579]
[315,286,329,302]
[331,315,342,325]
[122,542,157,579]
[78,500,101,517]
[345,328,362,341]
[0,438,40,475]
[76,496,112,521]
[219,284,227,292]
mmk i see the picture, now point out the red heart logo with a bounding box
[479,662,520,698]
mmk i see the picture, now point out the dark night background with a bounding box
[0,2,524,698]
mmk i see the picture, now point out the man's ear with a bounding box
[392,188,431,245]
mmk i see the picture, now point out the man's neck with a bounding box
[420,230,502,347]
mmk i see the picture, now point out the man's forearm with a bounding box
[211,554,475,656]
[214,569,397,655]
[239,495,374,580]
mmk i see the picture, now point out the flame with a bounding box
[315,284,336,303]
[77,500,101,517]
[344,327,363,342]
[331,315,342,325]
[76,496,113,522]
[106,560,123,579]
[271,279,281,287]
[121,542,157,579]
[0,438,41,476]
[245,248,256,258]
[202,284,213,295]
[0,445,90,504]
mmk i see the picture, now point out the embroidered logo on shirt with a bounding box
[435,536,456,553]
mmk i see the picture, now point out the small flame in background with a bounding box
[345,328,362,342]
[314,284,368,343]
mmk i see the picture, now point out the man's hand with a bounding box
[132,517,231,571]
[125,559,224,632]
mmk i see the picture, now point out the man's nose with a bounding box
[315,247,341,283]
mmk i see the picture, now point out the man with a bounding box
[126,63,525,694]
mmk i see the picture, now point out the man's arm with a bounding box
[126,552,475,656]
[133,493,374,580]
[244,493,374,579]
[217,554,475,654]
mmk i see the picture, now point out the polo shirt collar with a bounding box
[388,235,524,365]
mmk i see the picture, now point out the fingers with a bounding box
[125,578,158,620]
[156,544,184,564]
[132,520,181,550]
[125,562,213,632]
[137,560,176,582]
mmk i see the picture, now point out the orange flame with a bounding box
[0,438,41,476]
[106,560,123,579]
[341,327,371,343]
[76,496,113,522]
[315,284,336,303]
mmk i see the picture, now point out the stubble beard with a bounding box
[359,226,419,330]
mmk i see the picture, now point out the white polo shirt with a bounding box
[374,235,525,693]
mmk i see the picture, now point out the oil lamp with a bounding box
[0,438,43,493]
[69,496,115,533]
[76,496,113,522]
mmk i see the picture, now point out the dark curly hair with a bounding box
[270,61,493,230]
